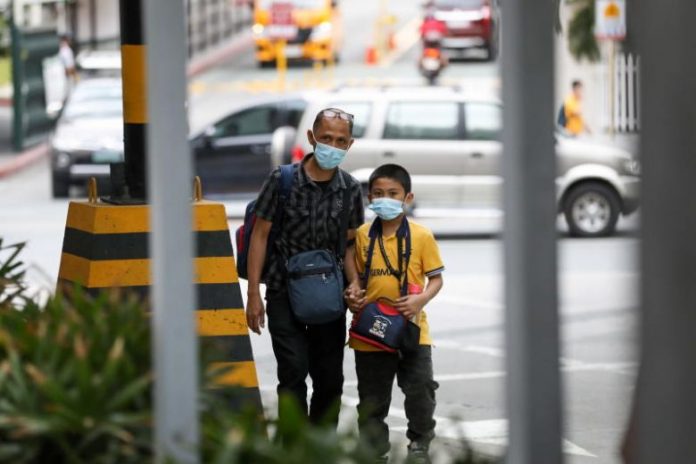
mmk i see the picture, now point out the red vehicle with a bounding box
[427,0,499,60]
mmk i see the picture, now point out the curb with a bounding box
[0,142,50,179]
[187,31,254,79]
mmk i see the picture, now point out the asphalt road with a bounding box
[0,156,638,463]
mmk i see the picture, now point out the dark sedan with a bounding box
[50,80,308,197]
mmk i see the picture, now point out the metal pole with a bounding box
[145,0,199,461]
[626,1,696,462]
[501,0,562,462]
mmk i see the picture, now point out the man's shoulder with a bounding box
[338,169,362,189]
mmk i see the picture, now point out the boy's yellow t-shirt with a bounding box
[349,220,445,352]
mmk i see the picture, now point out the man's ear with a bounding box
[307,129,316,147]
[347,138,355,150]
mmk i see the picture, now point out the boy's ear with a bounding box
[367,193,373,203]
[404,192,415,204]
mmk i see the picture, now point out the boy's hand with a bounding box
[344,282,366,313]
[395,294,426,319]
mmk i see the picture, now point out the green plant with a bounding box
[0,239,28,310]
[564,0,601,62]
[0,289,153,463]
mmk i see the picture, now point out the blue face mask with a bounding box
[314,141,347,170]
[369,198,404,221]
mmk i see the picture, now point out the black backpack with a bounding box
[557,103,567,128]
[235,164,296,280]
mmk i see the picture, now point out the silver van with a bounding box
[282,87,640,237]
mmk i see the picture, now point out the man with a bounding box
[563,80,591,136]
[246,108,364,427]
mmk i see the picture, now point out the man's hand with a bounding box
[395,294,426,319]
[246,292,266,335]
[344,281,367,313]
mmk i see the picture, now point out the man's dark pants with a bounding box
[266,289,346,427]
[354,346,438,457]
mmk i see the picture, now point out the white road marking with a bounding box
[380,17,422,68]
[342,396,597,458]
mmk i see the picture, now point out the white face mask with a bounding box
[368,198,404,220]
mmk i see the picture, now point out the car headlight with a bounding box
[310,21,332,41]
[55,152,72,169]
[624,159,641,176]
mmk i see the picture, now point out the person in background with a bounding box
[563,80,591,136]
[58,35,77,96]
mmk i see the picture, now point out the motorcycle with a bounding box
[418,47,446,86]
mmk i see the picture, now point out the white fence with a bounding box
[612,52,641,133]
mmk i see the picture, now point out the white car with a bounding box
[279,86,640,237]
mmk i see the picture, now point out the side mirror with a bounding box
[271,126,298,168]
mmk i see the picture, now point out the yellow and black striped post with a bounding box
[58,199,263,410]
[117,0,147,201]
[55,0,263,414]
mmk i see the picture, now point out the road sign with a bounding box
[595,0,626,41]
[267,1,297,40]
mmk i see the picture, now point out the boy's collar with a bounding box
[368,216,409,239]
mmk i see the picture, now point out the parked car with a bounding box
[285,86,640,237]
[428,0,500,60]
[50,80,309,197]
[190,95,308,193]
[50,78,124,197]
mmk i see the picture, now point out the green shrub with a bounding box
[0,290,153,463]
[0,239,28,310]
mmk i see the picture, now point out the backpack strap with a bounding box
[337,170,353,260]
[273,163,298,225]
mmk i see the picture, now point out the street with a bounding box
[0,0,638,462]
[0,156,637,463]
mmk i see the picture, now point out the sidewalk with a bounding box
[0,105,51,179]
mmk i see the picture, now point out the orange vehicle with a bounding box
[252,0,342,67]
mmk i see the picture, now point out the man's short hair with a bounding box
[312,108,354,135]
[572,80,583,89]
[368,164,412,194]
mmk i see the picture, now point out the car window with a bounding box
[383,101,459,140]
[464,102,501,140]
[285,99,308,128]
[323,101,372,138]
[213,105,278,138]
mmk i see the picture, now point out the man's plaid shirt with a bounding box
[254,155,365,291]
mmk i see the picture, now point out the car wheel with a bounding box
[563,182,621,237]
[52,175,70,198]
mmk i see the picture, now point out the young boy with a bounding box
[345,164,444,464]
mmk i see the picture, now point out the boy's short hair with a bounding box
[368,164,412,194]
[572,80,582,89]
